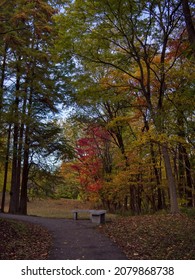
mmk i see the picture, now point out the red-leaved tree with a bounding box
[72,125,111,193]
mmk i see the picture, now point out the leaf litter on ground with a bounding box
[0,218,52,260]
[99,214,195,260]
[1,208,195,260]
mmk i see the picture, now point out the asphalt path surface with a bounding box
[0,213,127,260]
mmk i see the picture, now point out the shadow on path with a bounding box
[0,213,127,260]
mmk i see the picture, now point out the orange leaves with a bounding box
[12,12,27,24]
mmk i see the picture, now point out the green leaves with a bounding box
[0,0,75,213]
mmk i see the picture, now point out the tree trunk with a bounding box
[19,151,29,214]
[161,144,179,214]
[181,0,195,55]
[1,124,11,212]
[178,143,185,199]
[19,82,33,214]
[9,121,20,214]
[19,124,30,215]
[0,44,8,213]
[177,110,193,206]
[0,43,7,111]
[9,60,21,214]
[183,150,193,207]
[150,141,164,210]
[130,185,141,215]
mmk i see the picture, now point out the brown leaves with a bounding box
[100,214,195,260]
[0,218,52,260]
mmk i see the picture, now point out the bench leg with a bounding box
[73,212,78,220]
[100,213,105,224]
[91,213,105,224]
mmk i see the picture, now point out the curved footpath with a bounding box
[0,213,127,260]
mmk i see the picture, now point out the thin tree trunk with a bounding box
[177,110,193,206]
[0,44,7,111]
[17,90,28,211]
[9,60,21,214]
[19,132,29,215]
[150,141,164,210]
[181,145,193,207]
[0,44,8,212]
[181,0,195,55]
[130,185,140,215]
[9,120,20,214]
[19,83,32,214]
[178,143,185,199]
[1,124,11,212]
[162,144,179,214]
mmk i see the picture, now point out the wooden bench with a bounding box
[71,209,106,224]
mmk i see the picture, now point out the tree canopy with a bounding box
[0,0,194,215]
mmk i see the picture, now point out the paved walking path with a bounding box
[0,213,127,260]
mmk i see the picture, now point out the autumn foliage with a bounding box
[71,126,110,193]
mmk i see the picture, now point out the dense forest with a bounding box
[0,0,194,215]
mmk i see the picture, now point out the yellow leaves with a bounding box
[132,129,190,149]
[112,170,130,187]
[106,116,132,129]
[152,55,161,64]
[142,132,168,145]
[60,161,80,183]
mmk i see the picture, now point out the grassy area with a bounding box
[28,198,94,218]
[1,193,95,218]
[0,193,115,220]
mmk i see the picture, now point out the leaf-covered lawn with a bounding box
[100,214,195,260]
[0,218,52,260]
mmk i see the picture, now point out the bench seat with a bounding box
[71,209,106,224]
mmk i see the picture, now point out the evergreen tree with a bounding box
[0,0,72,214]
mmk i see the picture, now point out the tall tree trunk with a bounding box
[16,90,28,212]
[9,60,21,214]
[178,143,185,199]
[19,127,29,215]
[0,43,7,111]
[130,185,136,214]
[177,111,193,206]
[19,84,32,214]
[150,141,164,210]
[162,144,179,214]
[130,185,141,215]
[0,44,8,212]
[183,150,193,206]
[181,0,195,55]
[179,144,193,206]
[1,124,11,212]
[9,120,20,214]
[144,115,164,210]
